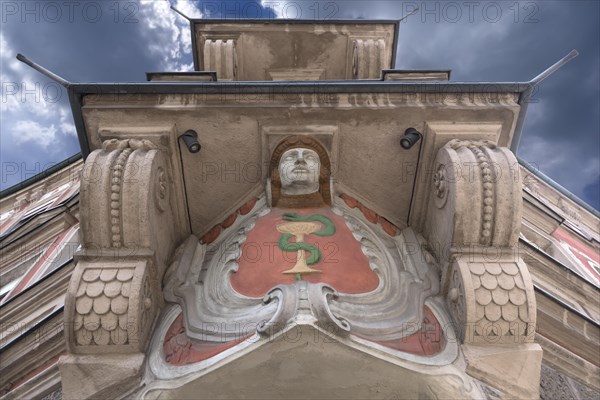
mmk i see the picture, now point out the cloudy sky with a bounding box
[1,0,598,210]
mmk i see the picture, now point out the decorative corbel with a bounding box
[424,138,542,398]
[425,138,536,343]
[61,137,183,398]
[66,137,182,351]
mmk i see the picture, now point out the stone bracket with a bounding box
[425,139,522,253]
[423,139,538,347]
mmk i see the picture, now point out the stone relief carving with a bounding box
[269,135,332,208]
[163,194,445,350]
[432,164,448,209]
[426,139,537,346]
[158,135,454,371]
[109,146,132,248]
[64,136,177,355]
[445,257,536,344]
[163,198,295,342]
[427,138,522,249]
[80,138,175,260]
[203,39,237,81]
[155,167,168,212]
[66,260,157,353]
[352,38,385,79]
[436,139,499,245]
[73,267,134,347]
[279,147,321,196]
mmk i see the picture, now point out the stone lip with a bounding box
[162,305,446,367]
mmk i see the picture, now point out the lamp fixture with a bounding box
[179,130,201,153]
[400,128,422,150]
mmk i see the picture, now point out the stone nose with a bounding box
[294,150,307,164]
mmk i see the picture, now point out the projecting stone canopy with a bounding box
[60,130,542,399]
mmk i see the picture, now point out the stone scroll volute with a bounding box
[424,139,536,346]
[66,138,181,355]
[425,139,522,251]
[79,138,176,267]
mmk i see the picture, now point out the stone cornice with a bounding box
[0,261,73,341]
[0,159,82,215]
[0,198,78,249]
[536,333,600,390]
[535,290,600,367]
[0,311,65,395]
[81,91,520,108]
[520,237,599,320]
[520,165,599,242]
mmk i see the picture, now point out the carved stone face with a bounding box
[279,147,320,195]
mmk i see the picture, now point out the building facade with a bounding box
[1,20,598,399]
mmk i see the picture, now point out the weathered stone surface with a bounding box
[463,343,543,399]
[143,324,481,399]
[540,364,600,400]
[58,353,144,400]
[194,22,396,81]
[425,139,522,252]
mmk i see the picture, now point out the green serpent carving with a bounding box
[277,213,336,266]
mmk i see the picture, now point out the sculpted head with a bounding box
[278,147,320,196]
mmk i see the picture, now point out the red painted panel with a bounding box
[230,207,379,298]
[163,314,249,366]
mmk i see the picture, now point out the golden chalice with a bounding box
[277,221,322,275]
